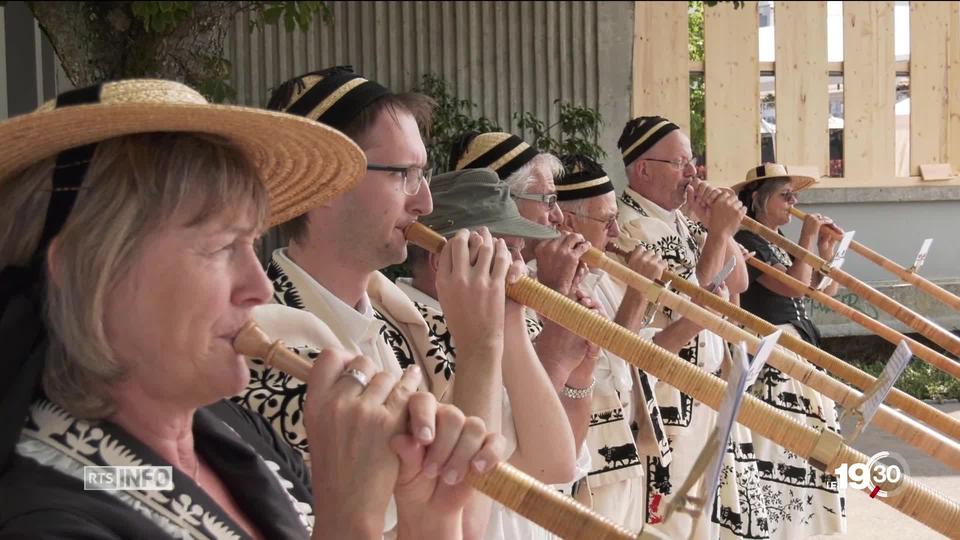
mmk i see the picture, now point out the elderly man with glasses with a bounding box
[552,155,676,529]
[613,116,771,540]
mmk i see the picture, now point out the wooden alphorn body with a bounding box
[739,216,960,358]
[584,244,960,466]
[405,222,960,538]
[603,243,960,441]
[789,205,960,312]
[746,257,960,380]
[233,321,660,540]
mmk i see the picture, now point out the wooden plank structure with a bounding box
[704,1,759,183]
[630,1,960,188]
[774,1,828,175]
[843,2,896,184]
[631,1,690,133]
[910,1,953,177]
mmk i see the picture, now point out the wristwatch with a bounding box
[560,378,596,400]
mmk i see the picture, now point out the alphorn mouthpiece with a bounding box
[605,242,631,258]
[234,321,313,381]
[405,222,448,254]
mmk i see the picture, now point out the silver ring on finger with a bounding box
[339,368,370,389]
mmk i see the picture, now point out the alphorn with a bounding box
[404,222,960,538]
[790,206,960,312]
[582,243,960,467]
[739,216,960,357]
[603,243,960,441]
[233,321,664,540]
[748,257,960,380]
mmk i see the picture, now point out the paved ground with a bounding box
[811,401,959,540]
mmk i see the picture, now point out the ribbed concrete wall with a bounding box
[224,1,633,178]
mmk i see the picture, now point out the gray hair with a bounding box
[504,152,564,194]
[0,133,267,419]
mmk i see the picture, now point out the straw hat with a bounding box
[731,163,818,194]
[0,79,366,227]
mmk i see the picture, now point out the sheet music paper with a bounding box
[745,330,782,388]
[817,230,856,291]
[911,238,934,272]
[861,341,913,429]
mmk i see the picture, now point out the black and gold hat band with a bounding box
[620,116,680,166]
[283,71,389,131]
[556,171,614,201]
[458,134,539,180]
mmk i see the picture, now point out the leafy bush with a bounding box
[415,73,605,173]
[850,359,960,402]
[414,74,502,172]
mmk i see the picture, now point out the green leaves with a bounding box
[130,1,194,35]
[515,99,606,164]
[416,73,606,172]
[196,57,237,103]
[249,1,333,33]
[689,1,706,159]
[416,73,502,172]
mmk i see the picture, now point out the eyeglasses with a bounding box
[642,156,698,171]
[366,163,433,196]
[566,211,619,231]
[779,190,799,202]
[512,192,559,209]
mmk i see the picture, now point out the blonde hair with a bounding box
[0,133,267,419]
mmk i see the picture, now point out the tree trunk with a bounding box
[28,2,243,95]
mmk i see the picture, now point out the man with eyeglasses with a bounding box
[614,116,769,540]
[554,154,674,530]
[238,67,564,538]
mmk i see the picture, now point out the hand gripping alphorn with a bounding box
[739,216,960,358]
[233,321,663,540]
[790,206,960,313]
[603,243,960,442]
[403,223,960,537]
[747,257,960,381]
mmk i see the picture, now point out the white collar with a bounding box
[621,186,679,224]
[272,248,381,343]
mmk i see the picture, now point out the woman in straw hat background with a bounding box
[0,79,503,538]
[732,163,846,539]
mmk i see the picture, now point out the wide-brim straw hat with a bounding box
[731,163,818,194]
[0,79,366,227]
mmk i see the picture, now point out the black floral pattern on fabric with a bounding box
[267,259,305,309]
[712,438,772,538]
[233,348,313,457]
[373,310,417,370]
[235,260,321,459]
[19,400,314,538]
[732,228,846,535]
[412,302,457,380]
[620,190,650,217]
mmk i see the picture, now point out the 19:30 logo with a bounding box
[834,451,909,498]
